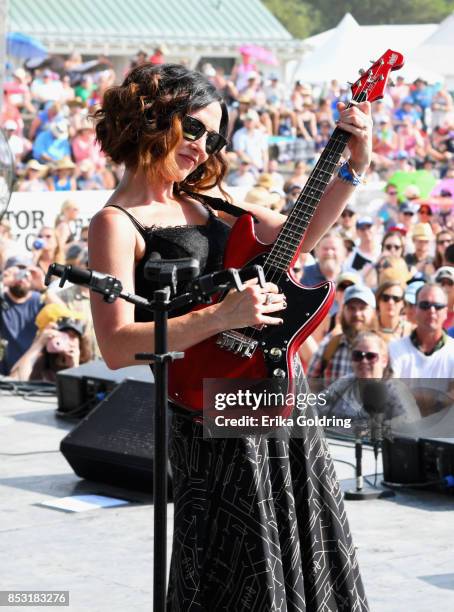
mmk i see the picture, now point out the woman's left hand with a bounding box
[337,101,373,175]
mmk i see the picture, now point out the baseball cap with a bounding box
[56,317,85,336]
[4,119,17,131]
[244,110,260,122]
[343,285,376,309]
[387,223,407,236]
[285,183,303,194]
[433,266,454,283]
[396,150,409,160]
[336,271,361,287]
[356,216,373,229]
[400,202,416,215]
[4,254,33,269]
[404,280,425,305]
[35,303,76,331]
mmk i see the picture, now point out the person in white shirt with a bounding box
[345,216,380,272]
[231,109,268,172]
[389,283,454,379]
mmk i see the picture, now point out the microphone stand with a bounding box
[46,260,265,612]
[345,381,395,501]
[345,421,394,500]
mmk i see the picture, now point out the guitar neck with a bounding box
[265,127,351,273]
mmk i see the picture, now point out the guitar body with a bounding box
[168,214,335,412]
[168,50,404,413]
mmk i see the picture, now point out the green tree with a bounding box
[302,0,454,30]
[263,0,322,38]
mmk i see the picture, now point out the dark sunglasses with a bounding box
[182,116,227,155]
[351,350,379,363]
[417,301,446,311]
[437,239,452,245]
[381,294,403,303]
[384,243,401,251]
[341,210,354,218]
[388,190,398,195]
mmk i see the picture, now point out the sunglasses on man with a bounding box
[182,116,227,155]
[417,301,447,311]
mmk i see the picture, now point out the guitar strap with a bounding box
[179,188,259,222]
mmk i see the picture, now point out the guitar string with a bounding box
[237,59,384,347]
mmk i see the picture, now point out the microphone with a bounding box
[45,263,123,303]
[360,380,388,461]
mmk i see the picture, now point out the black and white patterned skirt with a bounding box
[166,398,369,612]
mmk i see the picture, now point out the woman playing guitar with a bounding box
[89,62,373,611]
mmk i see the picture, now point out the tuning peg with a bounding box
[358,69,366,75]
[388,79,395,87]
[369,60,376,64]
[347,81,353,86]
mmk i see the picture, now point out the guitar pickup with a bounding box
[216,330,259,358]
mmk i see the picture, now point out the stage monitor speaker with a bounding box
[382,435,421,485]
[56,359,153,418]
[60,379,171,494]
[383,435,454,494]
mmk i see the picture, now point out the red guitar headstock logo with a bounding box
[350,49,404,103]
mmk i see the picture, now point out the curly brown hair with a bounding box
[93,63,230,196]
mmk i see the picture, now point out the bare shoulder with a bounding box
[88,206,139,275]
[89,205,137,238]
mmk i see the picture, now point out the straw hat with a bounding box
[256,173,274,190]
[78,159,93,173]
[54,157,76,171]
[24,159,47,177]
[412,223,433,240]
[244,186,281,208]
[378,257,412,285]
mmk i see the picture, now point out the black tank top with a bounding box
[105,194,249,321]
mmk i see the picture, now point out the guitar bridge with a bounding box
[216,330,259,358]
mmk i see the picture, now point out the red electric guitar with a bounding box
[169,49,404,413]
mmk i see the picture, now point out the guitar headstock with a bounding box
[350,49,404,104]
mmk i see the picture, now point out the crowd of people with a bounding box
[0,49,453,416]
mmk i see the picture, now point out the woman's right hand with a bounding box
[214,280,286,329]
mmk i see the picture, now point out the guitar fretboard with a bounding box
[264,127,351,273]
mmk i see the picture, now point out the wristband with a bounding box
[348,160,366,183]
[337,161,364,186]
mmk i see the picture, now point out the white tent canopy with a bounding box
[412,11,454,79]
[294,14,443,85]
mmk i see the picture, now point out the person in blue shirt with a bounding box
[0,255,62,376]
[411,78,434,127]
[32,120,71,164]
[394,98,421,124]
